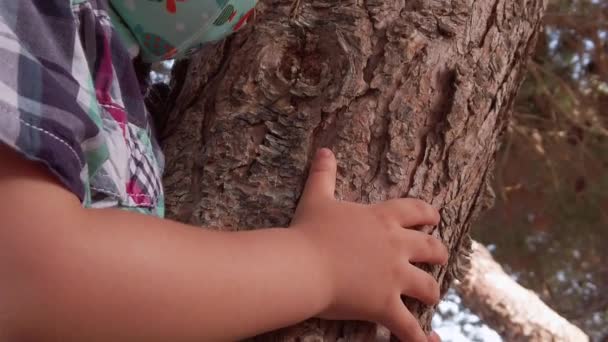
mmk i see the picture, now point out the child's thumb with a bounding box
[301,148,337,202]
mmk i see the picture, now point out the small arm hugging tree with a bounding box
[158,0,547,339]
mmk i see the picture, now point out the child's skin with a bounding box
[0,145,447,342]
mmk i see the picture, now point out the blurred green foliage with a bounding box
[473,0,608,339]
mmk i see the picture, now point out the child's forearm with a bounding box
[2,207,329,341]
[0,150,329,341]
[1,145,448,342]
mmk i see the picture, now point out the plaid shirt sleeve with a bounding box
[0,1,97,200]
[0,1,165,216]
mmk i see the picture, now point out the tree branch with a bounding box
[455,241,589,341]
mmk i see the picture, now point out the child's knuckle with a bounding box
[373,207,394,227]
[425,235,438,249]
[428,278,440,303]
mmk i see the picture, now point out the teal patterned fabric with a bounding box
[109,0,257,62]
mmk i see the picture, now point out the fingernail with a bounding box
[316,148,332,158]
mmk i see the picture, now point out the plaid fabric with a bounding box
[0,0,165,217]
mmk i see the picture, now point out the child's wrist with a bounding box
[287,226,334,316]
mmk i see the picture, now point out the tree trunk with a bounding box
[455,241,589,341]
[159,0,546,340]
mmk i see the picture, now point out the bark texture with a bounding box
[456,241,589,341]
[159,0,546,340]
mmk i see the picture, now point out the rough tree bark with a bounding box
[158,0,546,340]
[455,241,589,341]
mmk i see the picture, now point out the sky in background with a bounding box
[433,290,502,341]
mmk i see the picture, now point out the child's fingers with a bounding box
[400,265,441,305]
[379,199,440,227]
[300,148,337,202]
[401,230,449,265]
[428,331,442,342]
[384,300,427,342]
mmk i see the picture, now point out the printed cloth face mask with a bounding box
[109,0,257,62]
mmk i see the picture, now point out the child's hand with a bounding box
[291,148,447,342]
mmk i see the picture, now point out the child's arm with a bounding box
[0,145,446,342]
